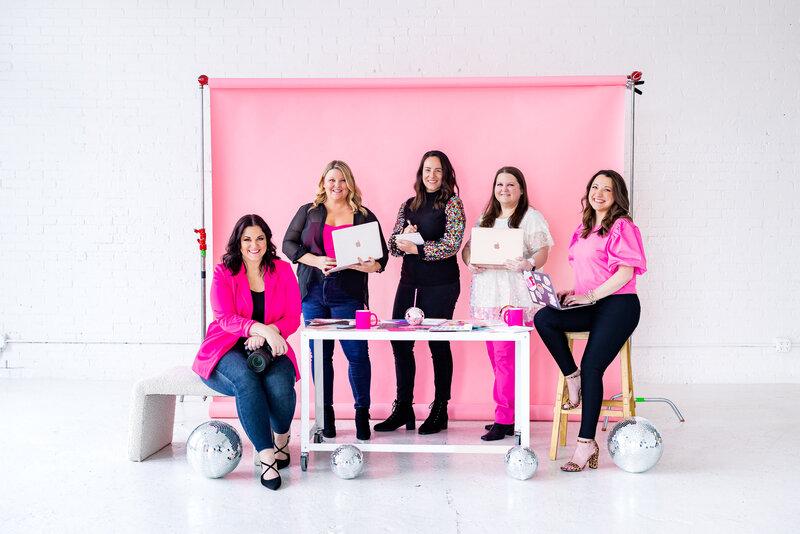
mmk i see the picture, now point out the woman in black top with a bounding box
[374,150,466,435]
[283,160,389,441]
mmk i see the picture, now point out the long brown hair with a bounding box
[580,170,632,238]
[408,150,459,211]
[480,166,530,229]
[310,160,367,215]
[222,214,278,275]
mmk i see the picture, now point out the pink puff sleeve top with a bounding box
[568,218,647,295]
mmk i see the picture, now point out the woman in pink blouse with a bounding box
[193,214,301,490]
[534,170,646,472]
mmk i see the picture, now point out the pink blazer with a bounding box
[192,260,302,381]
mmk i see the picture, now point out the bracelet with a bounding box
[586,289,598,304]
[527,257,536,271]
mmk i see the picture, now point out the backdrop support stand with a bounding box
[196,75,209,341]
[621,71,684,426]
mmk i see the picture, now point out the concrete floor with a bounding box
[1,379,798,533]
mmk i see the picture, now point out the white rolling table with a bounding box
[299,325,532,471]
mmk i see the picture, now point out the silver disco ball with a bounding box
[330,444,364,479]
[504,446,538,480]
[607,416,663,473]
[186,420,243,478]
[404,306,425,326]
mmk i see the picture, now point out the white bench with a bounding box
[127,366,228,461]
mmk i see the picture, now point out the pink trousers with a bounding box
[486,339,517,424]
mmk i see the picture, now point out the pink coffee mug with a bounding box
[355,310,379,329]
[502,307,523,327]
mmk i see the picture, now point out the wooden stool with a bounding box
[549,332,634,460]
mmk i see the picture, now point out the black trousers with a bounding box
[390,281,460,403]
[534,294,641,440]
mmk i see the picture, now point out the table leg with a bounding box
[301,333,310,454]
[313,338,324,433]
[514,333,531,448]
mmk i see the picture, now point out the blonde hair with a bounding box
[310,160,367,215]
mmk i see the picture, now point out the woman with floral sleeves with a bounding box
[374,150,466,435]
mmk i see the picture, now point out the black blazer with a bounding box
[282,203,389,306]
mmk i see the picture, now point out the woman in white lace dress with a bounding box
[461,166,553,441]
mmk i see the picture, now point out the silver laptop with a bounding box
[328,221,384,272]
[470,228,524,266]
[524,271,594,310]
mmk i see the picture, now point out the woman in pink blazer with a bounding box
[192,214,301,491]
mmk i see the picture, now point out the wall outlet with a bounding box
[774,338,792,353]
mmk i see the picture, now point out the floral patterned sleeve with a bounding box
[388,201,407,257]
[422,196,465,261]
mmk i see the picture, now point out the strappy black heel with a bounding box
[274,434,291,470]
[260,459,282,490]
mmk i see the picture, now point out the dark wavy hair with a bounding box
[409,150,459,211]
[580,170,632,238]
[222,214,278,274]
[479,166,530,229]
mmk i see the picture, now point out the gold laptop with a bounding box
[470,228,524,266]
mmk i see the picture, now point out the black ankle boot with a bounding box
[355,408,371,441]
[323,405,336,438]
[481,422,514,441]
[374,400,415,432]
[418,400,448,435]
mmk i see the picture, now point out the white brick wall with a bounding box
[1,0,798,383]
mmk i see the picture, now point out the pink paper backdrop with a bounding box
[207,76,627,421]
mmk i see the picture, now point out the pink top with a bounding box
[192,260,302,381]
[322,224,352,258]
[568,218,647,295]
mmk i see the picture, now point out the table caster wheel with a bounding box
[514,432,521,446]
[313,432,323,444]
[300,452,309,471]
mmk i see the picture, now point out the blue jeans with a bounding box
[302,276,371,409]
[201,346,297,451]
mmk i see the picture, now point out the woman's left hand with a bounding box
[562,293,591,307]
[349,257,380,273]
[504,256,530,271]
[397,239,418,255]
[263,327,288,356]
[244,335,266,351]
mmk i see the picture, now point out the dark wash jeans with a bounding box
[202,346,296,451]
[302,275,371,409]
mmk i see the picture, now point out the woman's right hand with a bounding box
[402,222,418,234]
[468,263,486,274]
[314,255,337,275]
[557,289,574,304]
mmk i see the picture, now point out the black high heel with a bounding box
[260,459,282,490]
[274,433,290,470]
[481,423,515,441]
[484,423,515,435]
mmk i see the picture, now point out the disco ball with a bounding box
[607,416,663,473]
[404,306,425,326]
[186,420,243,478]
[504,446,538,480]
[330,444,364,479]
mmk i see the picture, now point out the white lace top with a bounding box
[468,207,554,323]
